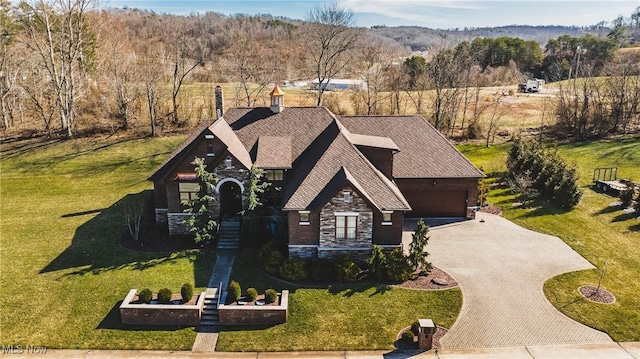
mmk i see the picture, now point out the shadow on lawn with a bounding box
[328,283,392,298]
[40,190,214,287]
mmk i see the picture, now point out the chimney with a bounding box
[269,84,285,113]
[215,85,224,119]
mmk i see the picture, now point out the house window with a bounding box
[382,211,393,225]
[179,182,199,203]
[205,135,215,157]
[225,157,232,169]
[265,169,284,181]
[335,214,357,239]
[299,211,310,225]
[343,191,351,203]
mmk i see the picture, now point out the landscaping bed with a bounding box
[219,290,289,326]
[120,289,206,326]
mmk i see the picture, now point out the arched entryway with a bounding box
[218,179,243,220]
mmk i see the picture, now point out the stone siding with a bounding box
[319,186,373,249]
[155,208,168,225]
[214,156,249,216]
[317,248,371,262]
[288,245,318,259]
[168,213,192,235]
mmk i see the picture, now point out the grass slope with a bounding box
[0,136,215,349]
[216,251,462,351]
[459,134,640,342]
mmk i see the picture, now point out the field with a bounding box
[459,134,640,342]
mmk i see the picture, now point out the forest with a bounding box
[1,0,639,141]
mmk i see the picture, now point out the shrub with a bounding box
[227,280,241,304]
[137,288,152,304]
[157,288,172,304]
[309,259,335,283]
[259,241,285,275]
[385,249,413,283]
[335,254,361,282]
[181,283,194,303]
[367,245,387,280]
[265,289,278,304]
[279,258,308,281]
[401,329,415,343]
[411,321,420,337]
[246,287,258,302]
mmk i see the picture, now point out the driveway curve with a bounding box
[404,212,613,349]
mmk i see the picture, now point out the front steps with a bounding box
[199,291,220,327]
[217,220,240,249]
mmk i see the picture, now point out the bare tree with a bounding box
[16,0,96,138]
[484,91,508,147]
[139,43,165,136]
[352,38,399,115]
[165,18,206,125]
[306,3,360,106]
[222,16,281,107]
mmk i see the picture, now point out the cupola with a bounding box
[270,84,285,113]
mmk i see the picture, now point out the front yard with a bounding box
[0,135,461,350]
[459,134,640,342]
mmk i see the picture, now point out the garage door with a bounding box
[405,190,468,217]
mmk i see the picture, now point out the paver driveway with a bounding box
[403,212,613,349]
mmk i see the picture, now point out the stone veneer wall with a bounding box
[288,245,318,259]
[155,208,168,225]
[318,186,373,256]
[167,156,248,235]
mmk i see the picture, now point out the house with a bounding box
[149,84,484,259]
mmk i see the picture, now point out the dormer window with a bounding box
[225,157,232,169]
[205,135,215,157]
[343,191,351,203]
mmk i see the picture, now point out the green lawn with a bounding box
[0,135,216,349]
[459,134,640,342]
[216,250,462,351]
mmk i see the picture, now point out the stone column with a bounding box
[417,318,436,350]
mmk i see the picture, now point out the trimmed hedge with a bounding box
[335,254,360,282]
[137,288,152,304]
[265,289,278,304]
[246,287,258,302]
[259,241,285,275]
[227,280,241,304]
[181,283,193,303]
[157,288,172,304]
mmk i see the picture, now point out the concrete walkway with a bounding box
[403,212,613,349]
[191,250,237,352]
[37,342,640,358]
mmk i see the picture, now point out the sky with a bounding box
[104,0,640,29]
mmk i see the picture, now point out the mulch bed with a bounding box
[579,285,616,304]
[480,204,502,215]
[120,224,213,253]
[396,266,458,290]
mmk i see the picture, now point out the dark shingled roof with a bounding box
[255,136,292,169]
[280,121,410,211]
[338,115,484,178]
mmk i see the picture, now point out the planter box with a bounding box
[119,289,206,326]
[218,290,289,326]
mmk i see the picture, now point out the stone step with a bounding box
[199,320,219,326]
[202,314,218,320]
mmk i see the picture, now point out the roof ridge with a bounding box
[335,118,411,210]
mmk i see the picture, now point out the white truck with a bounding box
[518,79,545,93]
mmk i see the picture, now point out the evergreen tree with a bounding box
[408,219,432,274]
[182,157,218,243]
[367,245,387,280]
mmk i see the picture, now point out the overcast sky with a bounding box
[106,0,639,29]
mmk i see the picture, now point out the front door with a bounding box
[219,181,242,220]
